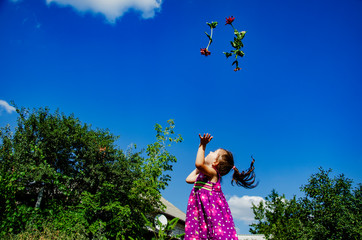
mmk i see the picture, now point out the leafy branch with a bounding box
[223,16,246,71]
[200,21,218,56]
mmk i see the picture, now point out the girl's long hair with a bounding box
[218,149,258,189]
[232,157,258,189]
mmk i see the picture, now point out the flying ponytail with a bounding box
[231,157,258,189]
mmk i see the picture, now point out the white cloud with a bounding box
[0,100,16,114]
[46,0,163,23]
[228,195,265,224]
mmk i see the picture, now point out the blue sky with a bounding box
[1,0,362,234]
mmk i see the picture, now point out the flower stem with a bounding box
[206,27,213,50]
[231,24,237,32]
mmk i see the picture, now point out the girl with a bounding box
[185,133,257,240]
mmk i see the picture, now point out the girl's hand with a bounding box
[196,133,217,181]
[199,133,213,146]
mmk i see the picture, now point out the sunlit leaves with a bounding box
[250,168,362,239]
[0,106,182,238]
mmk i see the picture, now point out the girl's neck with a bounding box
[210,169,219,183]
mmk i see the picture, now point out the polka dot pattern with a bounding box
[185,173,238,240]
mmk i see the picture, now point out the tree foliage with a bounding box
[250,168,361,240]
[251,190,305,239]
[0,106,182,239]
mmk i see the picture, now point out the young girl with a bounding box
[185,133,257,240]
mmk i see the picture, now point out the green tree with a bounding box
[299,168,362,240]
[250,190,306,239]
[250,168,361,240]
[0,106,182,239]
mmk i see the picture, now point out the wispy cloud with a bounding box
[0,100,16,114]
[228,195,265,224]
[46,0,163,23]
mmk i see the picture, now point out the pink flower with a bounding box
[225,16,235,25]
[192,207,199,216]
[209,207,217,216]
[200,48,211,56]
[188,196,195,205]
[215,226,224,236]
[225,213,231,222]
[201,222,207,231]
[200,193,208,202]
[185,222,191,231]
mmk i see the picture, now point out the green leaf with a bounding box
[204,31,211,41]
[239,31,246,40]
[207,21,218,29]
[223,52,233,58]
[235,50,245,57]
[211,21,218,28]
[233,38,243,48]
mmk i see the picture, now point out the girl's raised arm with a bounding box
[195,133,218,180]
[186,168,200,184]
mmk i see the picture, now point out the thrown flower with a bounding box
[200,48,211,56]
[225,16,235,25]
[223,16,246,72]
[200,21,218,57]
[199,16,246,72]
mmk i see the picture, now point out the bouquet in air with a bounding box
[200,16,246,72]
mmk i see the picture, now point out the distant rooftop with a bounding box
[160,197,186,222]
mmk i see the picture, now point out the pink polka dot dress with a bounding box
[185,172,238,240]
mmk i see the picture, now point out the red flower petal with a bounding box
[225,16,235,25]
[200,48,211,56]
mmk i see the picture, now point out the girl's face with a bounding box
[205,148,222,167]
